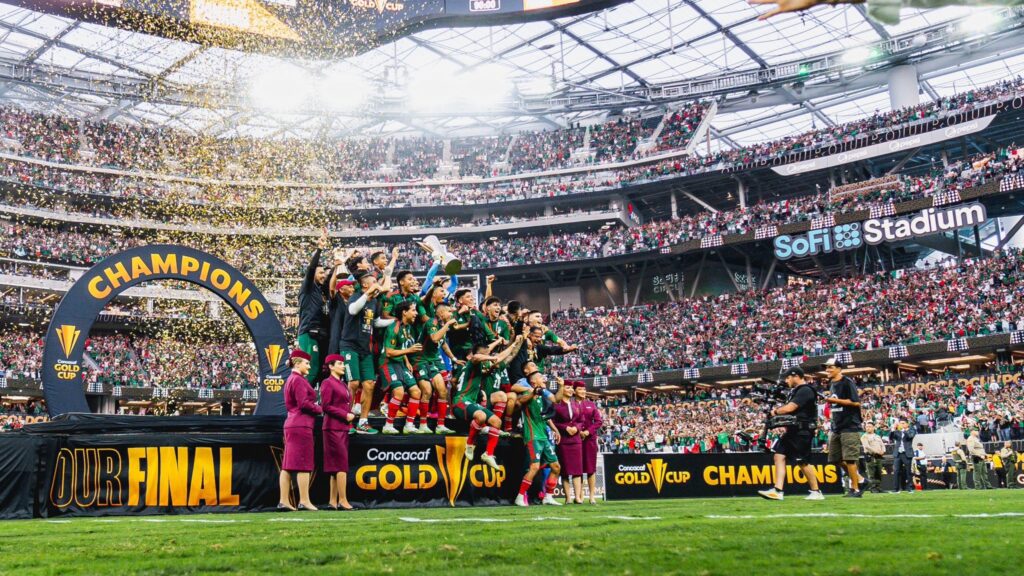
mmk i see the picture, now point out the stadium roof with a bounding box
[0,1,1022,142]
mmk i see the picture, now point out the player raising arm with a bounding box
[514,369,567,507]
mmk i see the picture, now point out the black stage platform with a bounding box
[0,414,523,519]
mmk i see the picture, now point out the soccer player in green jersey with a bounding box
[452,335,525,471]
[514,368,567,507]
[416,302,460,434]
[380,301,426,435]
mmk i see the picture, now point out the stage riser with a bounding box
[0,416,526,519]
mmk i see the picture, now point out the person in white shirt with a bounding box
[913,443,929,491]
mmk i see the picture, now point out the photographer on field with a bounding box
[757,367,824,501]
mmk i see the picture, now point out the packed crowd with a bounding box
[0,102,706,183]
[3,142,1020,278]
[549,249,1024,374]
[599,369,1024,454]
[0,76,1016,213]
[0,329,259,390]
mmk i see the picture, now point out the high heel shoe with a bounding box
[276,503,296,512]
[296,503,319,511]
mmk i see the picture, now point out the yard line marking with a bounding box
[706,512,1024,520]
[180,519,241,523]
[532,516,572,521]
[603,515,662,521]
[45,520,72,524]
[399,517,510,523]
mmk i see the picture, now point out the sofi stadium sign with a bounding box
[773,202,987,260]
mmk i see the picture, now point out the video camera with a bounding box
[749,382,789,405]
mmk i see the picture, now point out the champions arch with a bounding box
[41,245,289,417]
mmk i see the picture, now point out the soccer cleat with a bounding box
[843,490,863,498]
[434,425,455,435]
[403,423,418,434]
[417,424,432,434]
[542,495,563,506]
[757,488,784,501]
[354,423,378,435]
[381,424,399,435]
[480,453,501,471]
[464,444,476,461]
[805,491,825,501]
[514,494,529,507]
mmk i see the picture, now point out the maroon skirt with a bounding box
[556,442,583,477]
[282,427,315,472]
[322,429,350,474]
[582,437,599,475]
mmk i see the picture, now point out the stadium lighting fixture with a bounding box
[250,62,312,112]
[318,70,370,111]
[840,46,874,65]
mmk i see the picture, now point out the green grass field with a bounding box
[2,491,1024,575]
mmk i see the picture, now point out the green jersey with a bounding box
[453,359,507,405]
[543,329,561,344]
[383,292,427,333]
[448,308,482,355]
[382,322,417,366]
[420,318,446,362]
[485,317,511,344]
[521,390,553,442]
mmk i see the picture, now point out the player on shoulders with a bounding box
[452,334,526,470]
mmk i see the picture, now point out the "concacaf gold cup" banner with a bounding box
[40,245,289,416]
[604,453,844,499]
[41,429,525,517]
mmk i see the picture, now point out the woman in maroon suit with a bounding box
[321,354,355,510]
[575,381,602,504]
[278,349,322,511]
[553,385,584,504]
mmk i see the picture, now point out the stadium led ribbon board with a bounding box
[40,245,289,417]
[773,202,988,260]
[16,0,629,57]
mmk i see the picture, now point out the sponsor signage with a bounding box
[40,245,289,416]
[773,202,987,260]
[604,453,843,499]
[37,432,523,517]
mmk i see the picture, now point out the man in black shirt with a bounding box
[758,367,824,501]
[823,357,864,497]
[297,229,329,384]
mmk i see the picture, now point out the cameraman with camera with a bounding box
[757,367,825,501]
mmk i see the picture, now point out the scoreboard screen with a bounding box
[16,0,629,57]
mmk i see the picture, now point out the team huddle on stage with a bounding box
[279,231,601,508]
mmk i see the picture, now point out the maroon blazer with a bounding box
[553,399,583,446]
[284,371,322,429]
[320,375,353,431]
[578,399,603,438]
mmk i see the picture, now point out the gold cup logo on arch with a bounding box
[354,437,506,505]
